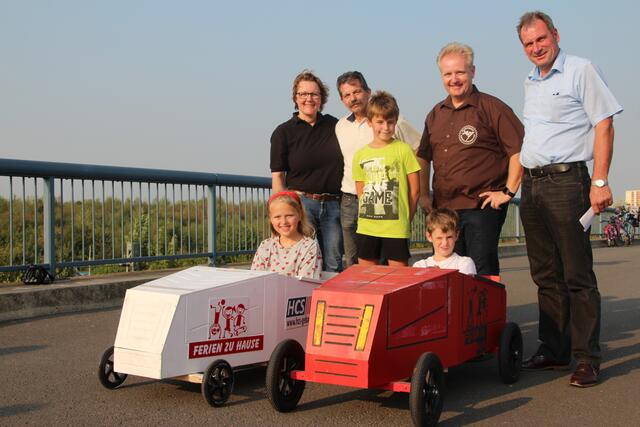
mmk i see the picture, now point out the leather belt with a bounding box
[525,161,586,178]
[342,193,358,199]
[297,191,341,201]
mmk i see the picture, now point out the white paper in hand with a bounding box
[579,207,595,232]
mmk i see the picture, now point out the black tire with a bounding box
[498,322,523,384]
[201,359,234,407]
[410,352,444,427]
[98,346,128,389]
[265,339,306,412]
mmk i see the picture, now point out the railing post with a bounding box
[207,184,217,266]
[43,177,56,276]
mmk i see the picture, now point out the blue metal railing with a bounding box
[0,157,613,277]
[0,158,271,275]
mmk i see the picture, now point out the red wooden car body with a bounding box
[266,265,522,426]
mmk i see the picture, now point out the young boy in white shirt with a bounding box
[413,208,476,275]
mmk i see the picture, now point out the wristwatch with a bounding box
[503,187,516,198]
[592,179,608,188]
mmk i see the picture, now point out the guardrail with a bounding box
[0,158,613,277]
[0,158,272,276]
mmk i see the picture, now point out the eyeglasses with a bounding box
[296,92,321,99]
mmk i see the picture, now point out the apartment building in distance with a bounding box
[626,189,640,207]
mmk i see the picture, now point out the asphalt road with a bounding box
[2,245,639,426]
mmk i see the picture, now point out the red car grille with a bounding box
[322,304,362,347]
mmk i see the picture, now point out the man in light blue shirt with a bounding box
[517,11,622,388]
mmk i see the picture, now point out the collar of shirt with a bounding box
[291,111,325,125]
[528,49,566,81]
[346,112,369,124]
[440,85,481,110]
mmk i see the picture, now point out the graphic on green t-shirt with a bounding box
[353,140,421,239]
[359,157,400,220]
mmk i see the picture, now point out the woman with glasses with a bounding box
[270,70,344,272]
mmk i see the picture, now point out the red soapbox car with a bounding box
[266,265,522,426]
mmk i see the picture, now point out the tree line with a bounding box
[0,196,269,282]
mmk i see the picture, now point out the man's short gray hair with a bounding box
[517,11,556,40]
[437,42,474,68]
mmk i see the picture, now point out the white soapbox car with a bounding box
[98,266,328,406]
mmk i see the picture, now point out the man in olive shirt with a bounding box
[417,42,524,275]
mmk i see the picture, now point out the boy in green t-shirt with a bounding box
[352,91,421,266]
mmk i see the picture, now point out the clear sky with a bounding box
[1,0,636,200]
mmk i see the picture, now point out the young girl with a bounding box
[251,191,322,279]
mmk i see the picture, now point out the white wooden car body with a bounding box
[113,266,323,379]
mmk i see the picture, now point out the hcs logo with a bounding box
[286,296,311,317]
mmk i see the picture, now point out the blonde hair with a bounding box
[268,193,315,238]
[366,90,399,121]
[426,208,459,234]
[437,42,474,68]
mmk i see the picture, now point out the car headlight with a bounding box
[355,305,374,351]
[312,300,326,346]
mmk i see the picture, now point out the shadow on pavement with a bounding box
[161,365,269,407]
[440,397,532,426]
[593,260,629,266]
[296,387,390,412]
[0,403,48,418]
[0,345,47,357]
[436,294,640,424]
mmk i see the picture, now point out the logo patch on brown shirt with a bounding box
[458,125,478,145]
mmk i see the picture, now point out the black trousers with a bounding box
[454,207,508,275]
[520,163,601,364]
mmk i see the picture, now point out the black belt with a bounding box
[342,193,357,199]
[524,161,586,178]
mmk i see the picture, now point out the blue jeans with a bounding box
[301,196,343,272]
[340,193,358,268]
[520,163,600,364]
[454,207,508,275]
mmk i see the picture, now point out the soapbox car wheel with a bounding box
[98,346,128,389]
[498,322,523,384]
[266,339,306,412]
[410,352,444,427]
[201,359,234,407]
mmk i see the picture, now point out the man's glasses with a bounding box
[296,92,321,99]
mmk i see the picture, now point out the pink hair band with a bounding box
[268,190,301,205]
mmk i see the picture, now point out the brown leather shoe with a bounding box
[522,354,571,371]
[570,361,599,387]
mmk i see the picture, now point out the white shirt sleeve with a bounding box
[395,115,422,151]
[458,257,477,275]
[579,62,623,126]
[412,259,429,268]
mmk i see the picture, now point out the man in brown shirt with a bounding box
[417,42,524,275]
